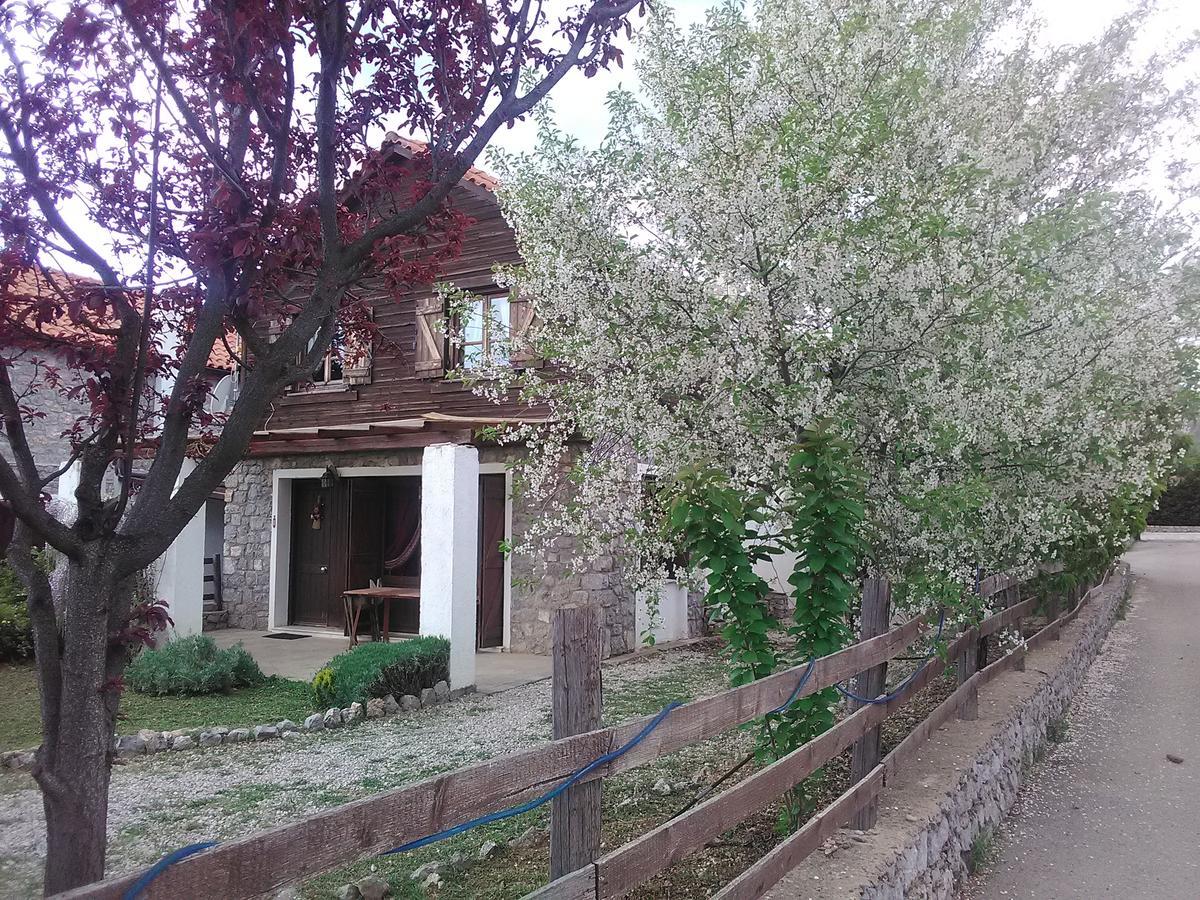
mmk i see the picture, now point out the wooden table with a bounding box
[341,586,419,649]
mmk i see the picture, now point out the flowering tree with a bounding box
[0,0,638,891]
[486,0,1196,754]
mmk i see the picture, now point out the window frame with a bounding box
[456,291,512,371]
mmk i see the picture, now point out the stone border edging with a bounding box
[1,679,465,771]
[837,565,1130,899]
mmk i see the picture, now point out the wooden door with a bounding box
[289,479,336,627]
[477,474,507,648]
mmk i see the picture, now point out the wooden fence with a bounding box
[59,565,1107,900]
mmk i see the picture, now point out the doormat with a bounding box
[261,632,311,640]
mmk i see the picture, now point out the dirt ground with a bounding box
[961,533,1200,900]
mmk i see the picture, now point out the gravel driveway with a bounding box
[0,648,725,899]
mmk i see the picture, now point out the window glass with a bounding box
[461,295,511,370]
[305,326,344,385]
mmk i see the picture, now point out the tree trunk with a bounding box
[21,544,129,896]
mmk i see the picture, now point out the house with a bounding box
[0,265,233,623]
[214,140,709,690]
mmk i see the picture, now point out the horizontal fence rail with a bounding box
[528,569,1112,900]
[57,566,1113,900]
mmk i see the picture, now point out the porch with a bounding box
[156,432,516,690]
[211,628,552,695]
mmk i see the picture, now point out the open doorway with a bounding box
[283,471,508,646]
[288,475,422,634]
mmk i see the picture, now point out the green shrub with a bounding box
[368,636,451,701]
[126,635,265,696]
[311,637,450,709]
[0,563,34,662]
[1148,460,1200,526]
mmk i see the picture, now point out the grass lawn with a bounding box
[0,663,315,752]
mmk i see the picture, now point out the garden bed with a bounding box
[0,663,314,753]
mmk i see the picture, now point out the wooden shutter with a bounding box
[414,295,447,377]
[342,311,373,385]
[508,293,541,367]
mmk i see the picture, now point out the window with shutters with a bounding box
[414,290,539,378]
[308,326,345,386]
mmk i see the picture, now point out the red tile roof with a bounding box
[382,133,500,193]
[3,266,233,371]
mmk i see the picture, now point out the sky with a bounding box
[19,0,1200,280]
[481,0,1200,167]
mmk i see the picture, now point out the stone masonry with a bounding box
[220,446,637,655]
[0,352,92,492]
[763,565,1130,900]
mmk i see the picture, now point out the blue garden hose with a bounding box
[835,609,946,706]
[121,841,217,900]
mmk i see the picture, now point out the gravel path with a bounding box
[962,533,1200,900]
[0,648,725,899]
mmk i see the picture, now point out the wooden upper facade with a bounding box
[254,160,543,449]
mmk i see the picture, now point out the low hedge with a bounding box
[126,635,265,696]
[311,636,450,709]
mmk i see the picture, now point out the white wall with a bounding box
[157,459,206,637]
[419,443,479,689]
[635,581,690,645]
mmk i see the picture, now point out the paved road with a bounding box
[965,533,1200,900]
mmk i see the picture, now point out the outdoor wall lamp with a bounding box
[320,465,339,490]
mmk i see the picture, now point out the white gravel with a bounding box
[0,649,724,898]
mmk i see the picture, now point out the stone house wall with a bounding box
[0,351,92,492]
[219,445,638,655]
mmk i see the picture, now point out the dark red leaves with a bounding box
[110,597,174,652]
[0,0,636,484]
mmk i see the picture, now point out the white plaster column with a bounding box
[157,459,206,637]
[420,443,479,690]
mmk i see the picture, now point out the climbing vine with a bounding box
[772,435,865,755]
[668,433,868,827]
[669,470,778,687]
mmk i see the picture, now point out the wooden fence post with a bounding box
[955,641,978,720]
[550,605,604,880]
[1049,586,1068,640]
[1010,584,1026,672]
[849,577,890,830]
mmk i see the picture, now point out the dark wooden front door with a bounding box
[478,474,506,648]
[289,478,341,627]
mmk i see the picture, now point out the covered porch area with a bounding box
[250,415,539,692]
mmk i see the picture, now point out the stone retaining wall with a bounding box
[810,567,1130,900]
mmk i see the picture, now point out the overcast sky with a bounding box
[482,0,1200,165]
[26,0,1200,280]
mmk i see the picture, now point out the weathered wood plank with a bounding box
[711,768,885,900]
[594,616,956,898]
[595,698,885,897]
[882,670,982,782]
[977,597,1036,638]
[597,613,933,780]
[524,865,598,900]
[59,616,933,899]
